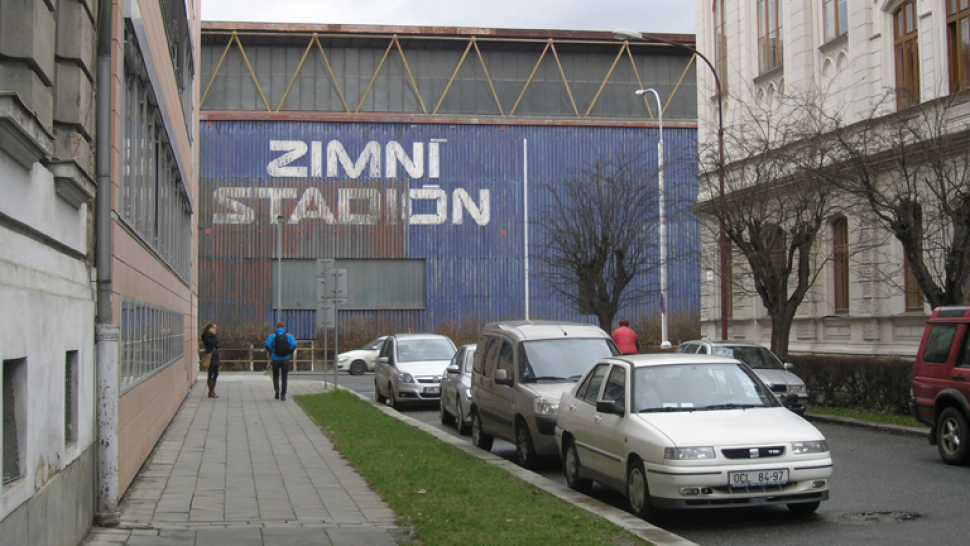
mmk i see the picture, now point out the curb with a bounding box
[804,413,930,439]
[338,386,699,546]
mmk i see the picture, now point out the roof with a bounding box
[681,339,768,349]
[616,353,741,368]
[390,333,453,341]
[482,320,609,341]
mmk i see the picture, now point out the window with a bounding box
[498,342,514,378]
[578,364,609,403]
[948,0,970,92]
[275,259,427,310]
[3,358,26,486]
[904,253,924,311]
[823,0,848,43]
[923,325,957,363]
[602,365,627,408]
[757,0,784,72]
[833,217,850,314]
[122,23,192,282]
[714,0,728,89]
[120,298,186,392]
[65,351,78,445]
[894,0,920,108]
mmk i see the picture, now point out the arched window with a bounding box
[757,0,784,72]
[894,0,920,108]
[823,0,848,43]
[832,217,849,314]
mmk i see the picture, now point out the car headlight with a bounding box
[533,397,559,416]
[791,440,828,454]
[788,385,807,394]
[664,447,716,460]
[397,373,415,383]
[462,386,472,400]
[337,356,348,364]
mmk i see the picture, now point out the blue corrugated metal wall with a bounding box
[199,121,699,336]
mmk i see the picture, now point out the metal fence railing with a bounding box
[200,340,332,372]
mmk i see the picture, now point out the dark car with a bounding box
[910,305,970,465]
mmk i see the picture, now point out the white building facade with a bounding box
[694,0,970,356]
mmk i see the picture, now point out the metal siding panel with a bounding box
[199,120,698,334]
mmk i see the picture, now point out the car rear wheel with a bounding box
[787,501,821,514]
[471,410,493,451]
[439,395,454,425]
[937,407,970,465]
[564,440,592,493]
[350,360,367,375]
[515,421,539,469]
[627,459,657,521]
[375,380,387,404]
[456,397,471,435]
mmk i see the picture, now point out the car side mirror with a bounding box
[446,365,460,374]
[378,356,389,365]
[494,368,513,385]
[784,362,794,372]
[596,400,624,416]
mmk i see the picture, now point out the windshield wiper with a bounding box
[698,403,762,410]
[638,406,691,413]
[532,376,569,382]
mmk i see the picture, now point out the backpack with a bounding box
[273,331,293,357]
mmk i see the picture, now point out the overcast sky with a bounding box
[200,0,696,35]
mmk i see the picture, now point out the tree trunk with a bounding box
[769,304,797,359]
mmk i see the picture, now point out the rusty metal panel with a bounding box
[199,120,699,334]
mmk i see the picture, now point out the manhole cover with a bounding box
[843,512,923,523]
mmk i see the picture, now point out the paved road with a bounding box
[320,372,970,546]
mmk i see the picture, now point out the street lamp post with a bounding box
[276,214,284,324]
[613,29,729,341]
[635,88,671,350]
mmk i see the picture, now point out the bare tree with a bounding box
[833,92,970,308]
[535,153,690,330]
[699,91,842,358]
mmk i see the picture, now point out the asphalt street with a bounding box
[310,372,970,546]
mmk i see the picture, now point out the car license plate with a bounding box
[728,469,788,487]
[424,387,440,394]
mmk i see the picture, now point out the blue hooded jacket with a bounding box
[266,328,297,361]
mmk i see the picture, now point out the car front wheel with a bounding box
[937,407,970,465]
[350,360,367,375]
[564,440,592,493]
[388,383,401,410]
[627,459,657,521]
[456,397,471,435]
[515,421,539,469]
[471,410,493,451]
[375,380,387,404]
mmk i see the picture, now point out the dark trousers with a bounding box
[272,360,289,396]
[207,352,220,382]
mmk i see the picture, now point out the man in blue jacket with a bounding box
[265,321,297,401]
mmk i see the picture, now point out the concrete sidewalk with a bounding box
[82,373,402,546]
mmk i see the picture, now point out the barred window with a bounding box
[3,358,26,485]
[832,217,849,314]
[121,298,186,392]
[122,23,192,282]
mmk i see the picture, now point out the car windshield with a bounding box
[363,338,384,351]
[711,346,786,370]
[397,339,456,362]
[520,338,617,381]
[633,363,780,413]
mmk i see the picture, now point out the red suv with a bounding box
[910,306,970,465]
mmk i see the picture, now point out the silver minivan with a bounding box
[469,321,618,469]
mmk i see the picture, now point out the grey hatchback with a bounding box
[675,340,809,414]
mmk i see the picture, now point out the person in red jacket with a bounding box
[612,318,640,355]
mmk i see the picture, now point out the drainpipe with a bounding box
[94,0,120,527]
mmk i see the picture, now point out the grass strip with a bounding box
[808,406,928,428]
[297,390,652,546]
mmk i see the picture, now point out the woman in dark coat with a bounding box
[201,323,220,398]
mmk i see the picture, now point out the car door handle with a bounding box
[568,404,576,413]
[955,374,966,381]
[594,415,602,423]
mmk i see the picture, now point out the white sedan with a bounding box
[336,336,386,375]
[555,354,831,521]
